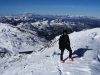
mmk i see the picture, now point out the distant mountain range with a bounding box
[0,13,100,40]
[0,12,100,19]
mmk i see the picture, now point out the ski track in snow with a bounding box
[0,27,100,75]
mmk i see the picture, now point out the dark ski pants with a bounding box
[60,46,72,60]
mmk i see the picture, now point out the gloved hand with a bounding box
[67,43,70,47]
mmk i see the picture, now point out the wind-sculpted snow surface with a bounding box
[0,28,100,75]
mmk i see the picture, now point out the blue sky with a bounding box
[0,0,100,17]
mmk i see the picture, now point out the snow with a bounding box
[0,23,46,54]
[0,27,100,75]
[50,19,65,26]
[31,20,49,29]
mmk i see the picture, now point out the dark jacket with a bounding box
[59,34,70,50]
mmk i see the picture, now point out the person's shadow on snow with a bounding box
[72,46,93,58]
[64,46,93,61]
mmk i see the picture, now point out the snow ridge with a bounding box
[0,28,100,75]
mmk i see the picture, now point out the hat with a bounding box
[63,30,67,34]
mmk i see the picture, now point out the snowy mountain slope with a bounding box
[0,23,47,55]
[0,28,100,75]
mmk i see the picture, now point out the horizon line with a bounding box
[0,12,100,18]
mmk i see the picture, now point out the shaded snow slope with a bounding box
[0,28,100,75]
